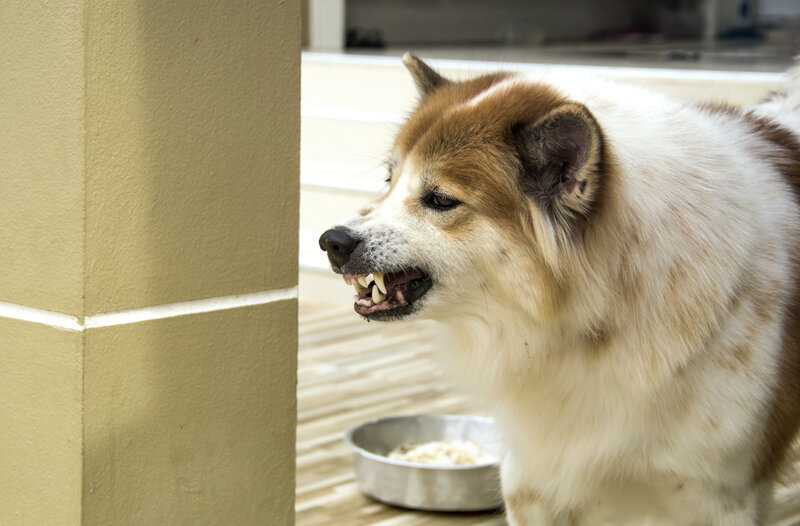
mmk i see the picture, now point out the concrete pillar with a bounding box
[0,2,299,525]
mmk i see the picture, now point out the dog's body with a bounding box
[319,56,800,525]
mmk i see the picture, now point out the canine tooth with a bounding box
[372,286,385,303]
[373,273,387,294]
[366,273,374,285]
[357,276,369,287]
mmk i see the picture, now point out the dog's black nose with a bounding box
[319,227,360,269]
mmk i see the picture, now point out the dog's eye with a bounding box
[433,195,457,208]
[423,192,461,211]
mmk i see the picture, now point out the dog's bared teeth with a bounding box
[357,276,369,287]
[356,298,371,307]
[353,281,367,293]
[365,273,375,286]
[372,285,385,304]
[373,272,387,294]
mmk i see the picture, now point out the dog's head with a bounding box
[320,55,606,322]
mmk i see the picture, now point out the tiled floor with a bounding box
[296,301,800,525]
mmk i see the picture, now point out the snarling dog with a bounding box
[319,54,800,525]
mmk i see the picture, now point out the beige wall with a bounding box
[83,304,297,525]
[0,318,84,525]
[84,1,299,314]
[1,2,299,525]
[0,3,86,316]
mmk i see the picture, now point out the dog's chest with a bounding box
[441,321,771,503]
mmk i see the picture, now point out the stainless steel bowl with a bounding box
[344,413,503,511]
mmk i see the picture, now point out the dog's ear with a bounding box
[402,52,450,97]
[513,102,603,222]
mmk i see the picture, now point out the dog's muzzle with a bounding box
[319,227,361,270]
[319,226,433,320]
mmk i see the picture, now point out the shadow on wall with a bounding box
[81,2,299,524]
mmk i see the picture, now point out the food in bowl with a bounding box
[345,414,502,511]
[388,439,496,466]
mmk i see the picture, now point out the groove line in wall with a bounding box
[0,302,83,332]
[0,286,298,332]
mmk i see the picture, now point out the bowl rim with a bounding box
[343,413,501,471]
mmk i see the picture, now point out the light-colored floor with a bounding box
[296,300,800,525]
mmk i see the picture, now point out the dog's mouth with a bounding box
[343,269,432,320]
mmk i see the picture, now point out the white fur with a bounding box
[338,66,800,525]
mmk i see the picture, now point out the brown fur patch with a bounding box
[402,53,449,96]
[392,76,578,292]
[699,101,800,187]
[701,103,800,484]
[744,113,800,482]
[394,73,617,329]
[744,114,800,188]
[761,89,787,104]
[686,112,800,469]
[394,71,515,157]
[755,284,800,483]
[397,79,584,239]
[584,323,611,348]
[697,101,741,117]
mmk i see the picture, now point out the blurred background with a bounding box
[305,0,800,66]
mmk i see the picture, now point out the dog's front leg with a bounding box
[504,488,573,526]
[502,455,574,526]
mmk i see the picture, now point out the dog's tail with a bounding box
[751,58,800,136]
